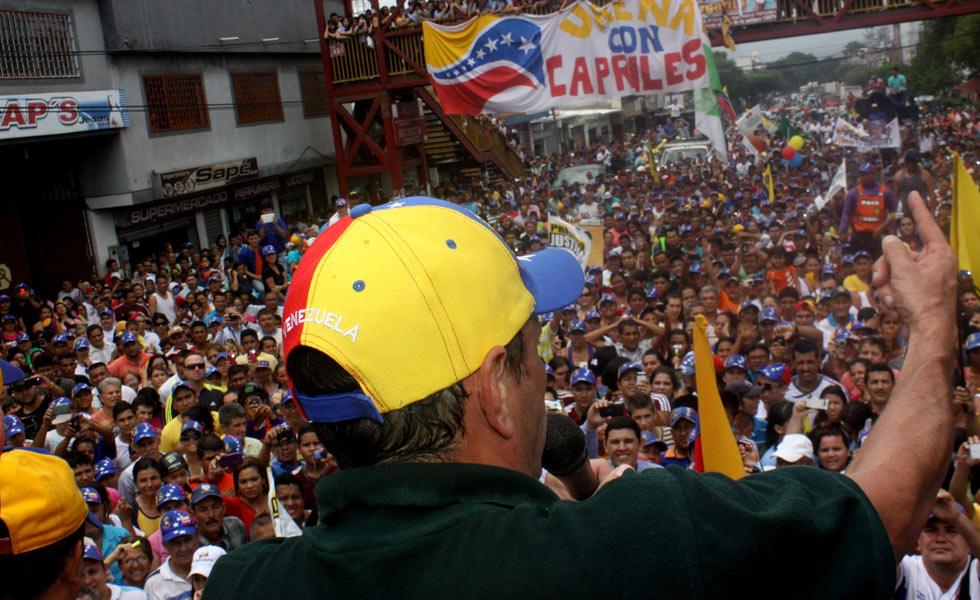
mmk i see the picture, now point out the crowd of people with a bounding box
[2,93,980,598]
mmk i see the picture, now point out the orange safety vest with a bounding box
[853,184,886,233]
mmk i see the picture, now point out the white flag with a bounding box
[547,216,591,269]
[267,467,303,538]
[816,158,847,211]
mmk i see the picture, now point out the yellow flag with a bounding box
[722,10,736,52]
[692,314,745,479]
[763,165,774,203]
[648,150,660,185]
[953,153,980,284]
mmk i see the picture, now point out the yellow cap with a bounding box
[0,449,87,554]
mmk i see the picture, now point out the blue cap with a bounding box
[568,319,587,333]
[584,310,601,321]
[205,366,220,378]
[679,351,696,376]
[853,250,872,261]
[833,327,856,342]
[0,294,9,302]
[156,483,188,508]
[120,332,138,345]
[4,414,24,437]
[544,364,554,377]
[172,380,194,394]
[841,254,854,265]
[0,358,24,386]
[214,352,230,363]
[160,510,197,542]
[73,337,90,350]
[967,332,980,352]
[94,458,118,481]
[760,307,779,323]
[52,333,68,345]
[80,487,101,505]
[688,262,703,274]
[821,265,837,276]
[190,483,223,505]
[181,420,203,435]
[724,354,747,371]
[859,162,874,174]
[72,382,92,398]
[617,362,642,378]
[15,332,29,343]
[83,542,103,562]
[132,422,157,444]
[758,363,789,382]
[599,294,616,305]
[204,315,223,327]
[223,435,243,454]
[261,245,277,257]
[739,302,759,313]
[851,320,873,332]
[99,308,113,317]
[570,367,595,386]
[670,406,699,427]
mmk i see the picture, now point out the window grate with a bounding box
[299,71,330,117]
[0,10,80,79]
[143,74,210,133]
[231,72,284,124]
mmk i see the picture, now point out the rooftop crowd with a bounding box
[2,94,980,599]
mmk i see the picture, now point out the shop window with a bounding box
[0,10,79,79]
[299,71,329,117]
[143,74,210,133]
[230,71,284,124]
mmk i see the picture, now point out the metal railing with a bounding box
[384,29,426,77]
[328,37,379,84]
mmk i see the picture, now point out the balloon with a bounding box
[781,146,796,161]
[789,154,803,168]
[789,135,804,150]
[747,134,767,152]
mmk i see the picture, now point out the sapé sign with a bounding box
[160,157,258,198]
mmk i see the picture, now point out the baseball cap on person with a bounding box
[858,163,874,174]
[160,510,197,542]
[853,250,872,261]
[120,332,138,346]
[966,332,980,352]
[568,319,587,334]
[94,459,117,481]
[50,397,73,425]
[640,430,668,453]
[156,483,188,508]
[254,353,278,370]
[670,406,698,427]
[72,383,92,398]
[223,435,243,455]
[617,362,642,379]
[773,433,813,463]
[725,380,762,398]
[190,483,222,506]
[584,310,601,321]
[679,352,696,377]
[181,420,203,435]
[599,294,616,306]
[724,354,748,372]
[190,545,227,579]
[261,245,277,257]
[570,368,595,386]
[132,422,156,444]
[758,363,791,384]
[74,337,90,350]
[0,449,88,554]
[82,541,103,562]
[760,307,779,323]
[159,452,187,476]
[172,380,194,395]
[52,334,69,346]
[282,197,583,424]
[4,414,25,437]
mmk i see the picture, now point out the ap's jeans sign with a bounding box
[0,90,129,139]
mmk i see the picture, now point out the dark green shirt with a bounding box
[203,463,894,599]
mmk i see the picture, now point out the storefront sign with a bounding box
[116,190,229,227]
[0,89,130,140]
[234,179,278,202]
[284,171,315,188]
[160,157,258,198]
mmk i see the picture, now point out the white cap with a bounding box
[773,434,813,463]
[189,545,227,579]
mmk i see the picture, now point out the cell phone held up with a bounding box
[218,452,244,469]
[599,402,625,418]
[970,444,980,461]
[805,397,829,411]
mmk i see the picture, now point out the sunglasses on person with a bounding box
[180,431,202,442]
[185,363,205,371]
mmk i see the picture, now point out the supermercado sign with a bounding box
[0,90,129,140]
[423,0,710,114]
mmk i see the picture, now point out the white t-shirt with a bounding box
[109,584,148,600]
[896,555,979,600]
[786,374,847,404]
[114,435,133,471]
[143,559,192,600]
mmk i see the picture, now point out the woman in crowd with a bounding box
[131,458,164,535]
[225,457,270,534]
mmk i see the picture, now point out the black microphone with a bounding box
[542,413,598,500]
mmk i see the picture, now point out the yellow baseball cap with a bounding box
[0,449,88,555]
[283,197,583,423]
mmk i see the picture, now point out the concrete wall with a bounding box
[97,0,344,53]
[81,53,335,201]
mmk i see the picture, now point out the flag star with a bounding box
[500,32,513,45]
[518,36,535,55]
[476,48,486,60]
[452,69,459,76]
[485,37,498,52]
[389,201,406,208]
[467,58,476,66]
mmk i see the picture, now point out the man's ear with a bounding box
[476,346,517,440]
[58,538,84,594]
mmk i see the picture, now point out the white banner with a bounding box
[831,117,900,149]
[548,216,592,268]
[423,0,711,114]
[815,158,847,211]
[0,89,129,140]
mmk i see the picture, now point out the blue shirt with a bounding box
[100,523,131,582]
[255,217,288,253]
